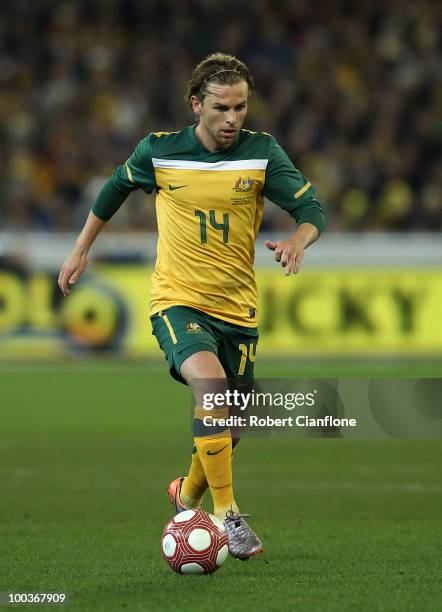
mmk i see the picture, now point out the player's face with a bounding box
[192,81,249,151]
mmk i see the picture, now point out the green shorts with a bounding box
[150,306,258,384]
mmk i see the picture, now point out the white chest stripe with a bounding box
[152,158,268,171]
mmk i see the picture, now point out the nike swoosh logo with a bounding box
[168,184,188,191]
[207,444,228,456]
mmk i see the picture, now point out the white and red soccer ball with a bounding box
[161,509,229,575]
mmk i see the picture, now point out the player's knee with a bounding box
[180,350,226,384]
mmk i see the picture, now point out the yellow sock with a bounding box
[194,431,239,520]
[180,446,208,508]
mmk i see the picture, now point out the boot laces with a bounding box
[224,510,253,539]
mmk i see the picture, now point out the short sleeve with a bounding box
[114,136,157,194]
[92,135,158,221]
[264,137,316,209]
[263,136,325,234]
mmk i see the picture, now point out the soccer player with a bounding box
[58,52,325,560]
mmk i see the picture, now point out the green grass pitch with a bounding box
[1,359,442,611]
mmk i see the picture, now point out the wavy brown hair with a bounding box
[185,52,254,107]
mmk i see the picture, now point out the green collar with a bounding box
[187,124,241,157]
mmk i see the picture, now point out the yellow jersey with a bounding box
[92,126,325,327]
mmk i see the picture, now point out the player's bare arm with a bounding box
[265,222,319,276]
[58,211,107,296]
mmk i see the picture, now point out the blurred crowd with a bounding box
[0,0,441,233]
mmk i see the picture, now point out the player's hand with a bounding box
[265,239,305,276]
[58,248,89,296]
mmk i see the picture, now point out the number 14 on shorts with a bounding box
[238,342,255,376]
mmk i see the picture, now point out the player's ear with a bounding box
[191,95,202,116]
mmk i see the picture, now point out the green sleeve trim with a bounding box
[92,135,157,221]
[92,171,135,221]
[291,198,326,236]
[263,136,326,235]
[125,136,157,193]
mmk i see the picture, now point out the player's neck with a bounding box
[194,124,231,153]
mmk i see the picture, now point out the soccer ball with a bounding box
[161,509,229,575]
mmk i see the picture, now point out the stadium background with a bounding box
[1,0,441,359]
[1,2,441,611]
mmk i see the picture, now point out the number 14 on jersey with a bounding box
[195,209,230,244]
